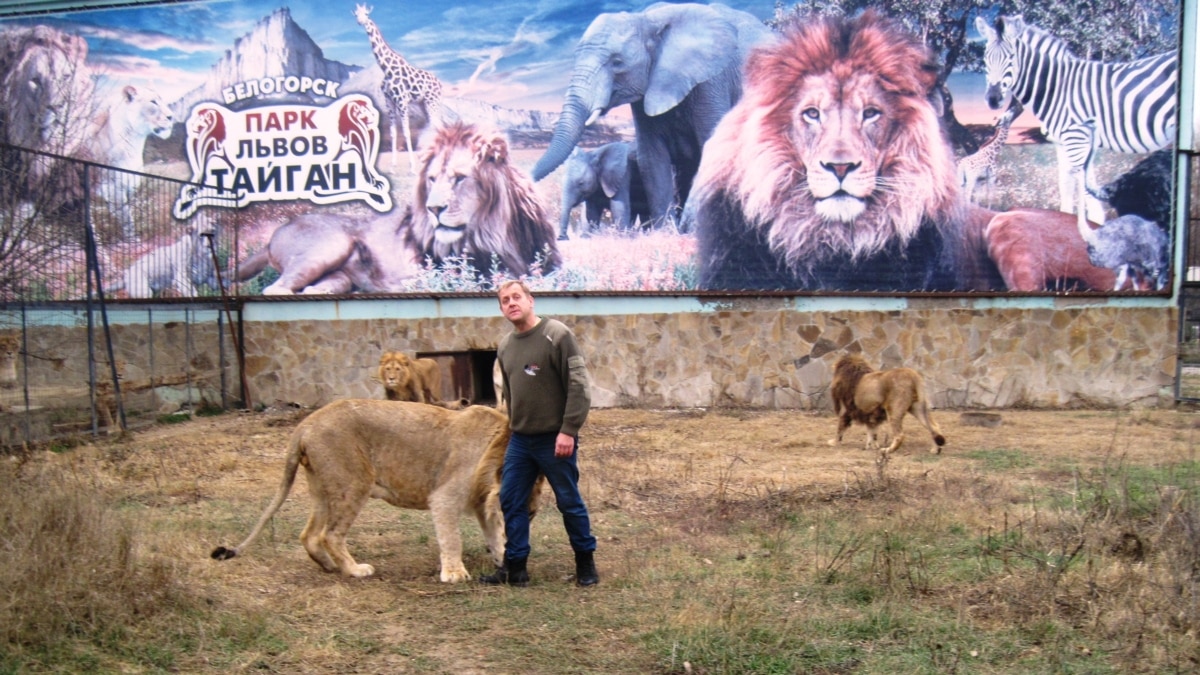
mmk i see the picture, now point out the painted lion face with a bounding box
[406,121,560,278]
[422,137,484,247]
[793,70,892,224]
[122,85,174,140]
[690,11,960,269]
[2,26,93,157]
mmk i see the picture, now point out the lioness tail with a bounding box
[933,434,946,446]
[210,430,305,561]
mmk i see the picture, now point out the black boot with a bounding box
[479,557,529,587]
[574,550,599,587]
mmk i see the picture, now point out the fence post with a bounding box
[82,163,125,434]
[203,231,250,409]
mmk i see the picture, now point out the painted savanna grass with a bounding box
[2,406,1199,672]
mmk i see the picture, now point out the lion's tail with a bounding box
[469,417,512,510]
[468,415,542,518]
[235,247,270,282]
[916,377,947,447]
[211,427,304,561]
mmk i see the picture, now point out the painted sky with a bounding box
[0,0,1150,125]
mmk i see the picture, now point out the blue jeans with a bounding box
[499,431,596,560]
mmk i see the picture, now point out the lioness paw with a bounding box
[349,563,375,577]
[440,566,471,583]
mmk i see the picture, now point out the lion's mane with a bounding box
[0,25,94,200]
[830,353,946,455]
[830,354,887,427]
[688,11,974,291]
[403,122,561,278]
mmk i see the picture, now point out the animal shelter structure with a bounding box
[3,0,1200,445]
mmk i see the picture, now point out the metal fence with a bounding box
[0,143,241,302]
[1,144,245,445]
[1178,155,1200,400]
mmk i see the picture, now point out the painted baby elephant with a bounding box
[559,141,651,240]
[532,2,774,228]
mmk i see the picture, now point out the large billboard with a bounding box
[0,0,1181,297]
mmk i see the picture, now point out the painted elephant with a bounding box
[532,2,774,228]
[559,141,651,240]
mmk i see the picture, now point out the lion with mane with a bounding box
[378,351,442,404]
[402,121,561,279]
[686,11,1002,291]
[212,399,541,582]
[236,121,560,294]
[1,25,94,203]
[829,353,946,456]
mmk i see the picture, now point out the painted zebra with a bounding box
[975,15,1177,234]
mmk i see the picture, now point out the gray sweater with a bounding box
[497,318,591,436]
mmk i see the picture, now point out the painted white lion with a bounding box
[84,84,175,239]
[113,216,216,298]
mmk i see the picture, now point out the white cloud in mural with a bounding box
[73,23,217,55]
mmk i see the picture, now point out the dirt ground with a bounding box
[29,401,1200,673]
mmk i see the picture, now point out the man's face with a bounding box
[498,285,534,326]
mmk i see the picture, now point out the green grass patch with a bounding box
[963,447,1034,470]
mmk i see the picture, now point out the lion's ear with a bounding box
[473,134,509,165]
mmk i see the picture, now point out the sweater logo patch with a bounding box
[523,363,540,376]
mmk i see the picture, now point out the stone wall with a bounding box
[241,303,1179,410]
[1,309,230,442]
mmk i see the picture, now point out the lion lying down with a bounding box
[212,399,540,582]
[829,354,946,456]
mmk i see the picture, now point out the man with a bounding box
[481,279,598,587]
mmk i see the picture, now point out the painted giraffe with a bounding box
[957,100,1023,206]
[354,4,444,173]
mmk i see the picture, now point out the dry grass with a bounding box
[3,404,1200,673]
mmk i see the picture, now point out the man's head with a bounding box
[498,280,536,330]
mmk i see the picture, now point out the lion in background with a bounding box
[212,399,541,582]
[378,351,442,404]
[0,333,18,397]
[829,354,946,456]
[685,11,1002,292]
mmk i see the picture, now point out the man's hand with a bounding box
[555,432,576,458]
